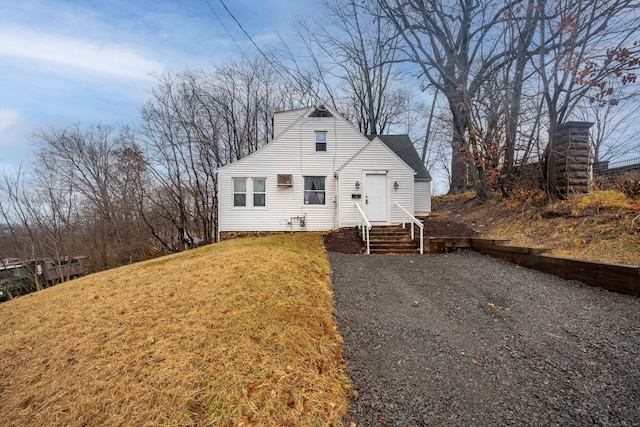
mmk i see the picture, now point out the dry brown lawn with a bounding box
[0,233,349,426]
[434,190,640,265]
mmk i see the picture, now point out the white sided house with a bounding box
[217,104,431,239]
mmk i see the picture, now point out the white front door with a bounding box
[365,174,388,222]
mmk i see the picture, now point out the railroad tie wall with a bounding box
[470,239,639,297]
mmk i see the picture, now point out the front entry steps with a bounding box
[366,225,421,255]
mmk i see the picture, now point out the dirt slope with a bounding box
[433,190,640,266]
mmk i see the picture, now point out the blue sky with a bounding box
[0,0,314,171]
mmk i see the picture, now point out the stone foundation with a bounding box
[219,230,297,241]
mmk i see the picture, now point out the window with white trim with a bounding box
[253,178,266,207]
[304,176,325,205]
[233,178,246,207]
[315,131,327,152]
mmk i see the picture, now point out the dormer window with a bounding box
[315,131,327,152]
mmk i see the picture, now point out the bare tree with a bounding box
[576,92,640,163]
[501,0,542,189]
[140,72,216,252]
[34,123,142,270]
[529,0,640,194]
[376,0,521,200]
[0,169,45,290]
[535,0,639,129]
[109,136,151,263]
[285,0,409,135]
[0,165,83,288]
[211,57,279,159]
[140,59,280,250]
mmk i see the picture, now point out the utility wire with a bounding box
[202,0,293,83]
[202,0,250,60]
[202,0,328,105]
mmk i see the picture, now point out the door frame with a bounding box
[364,171,389,224]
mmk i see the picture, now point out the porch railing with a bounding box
[355,202,372,254]
[394,202,424,254]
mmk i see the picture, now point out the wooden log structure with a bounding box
[547,121,593,197]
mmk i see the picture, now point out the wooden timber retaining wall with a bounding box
[426,237,640,297]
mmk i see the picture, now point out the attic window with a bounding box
[315,131,327,151]
[309,106,333,118]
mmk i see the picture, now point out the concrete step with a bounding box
[370,247,420,254]
[369,232,411,238]
[366,225,420,254]
[370,242,416,248]
[369,236,415,242]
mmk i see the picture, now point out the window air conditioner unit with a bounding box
[277,174,293,187]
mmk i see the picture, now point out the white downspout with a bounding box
[334,173,339,228]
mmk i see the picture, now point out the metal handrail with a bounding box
[394,202,424,255]
[355,202,372,254]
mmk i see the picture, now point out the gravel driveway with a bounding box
[329,251,640,426]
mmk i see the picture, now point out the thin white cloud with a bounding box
[0,107,34,170]
[0,27,165,81]
[0,108,24,133]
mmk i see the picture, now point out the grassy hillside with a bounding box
[433,190,640,265]
[0,234,349,426]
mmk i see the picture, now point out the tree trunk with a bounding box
[545,117,559,198]
[503,0,538,190]
[447,94,489,201]
[449,135,467,194]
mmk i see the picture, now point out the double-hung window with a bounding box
[234,178,266,207]
[253,178,266,207]
[315,131,327,152]
[233,178,246,207]
[304,176,325,205]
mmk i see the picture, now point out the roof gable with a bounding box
[219,104,367,171]
[367,135,432,180]
[336,137,414,175]
[308,105,334,117]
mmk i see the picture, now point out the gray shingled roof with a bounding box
[367,134,432,180]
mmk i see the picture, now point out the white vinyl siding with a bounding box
[218,109,369,232]
[218,107,429,234]
[273,109,307,138]
[336,139,415,227]
[414,180,432,215]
